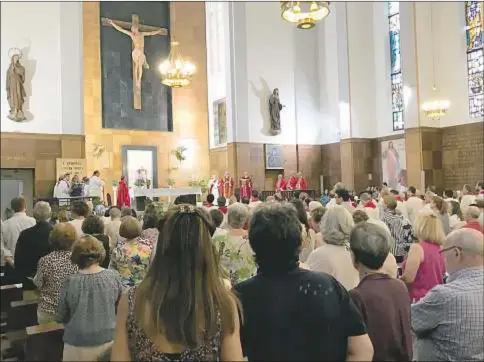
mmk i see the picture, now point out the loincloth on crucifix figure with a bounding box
[102,15,168,110]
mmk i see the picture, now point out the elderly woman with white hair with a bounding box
[306,205,359,290]
[212,202,256,286]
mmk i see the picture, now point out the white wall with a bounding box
[1,2,83,135]
[208,1,481,147]
[403,2,482,129]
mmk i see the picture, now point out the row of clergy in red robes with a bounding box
[208,172,250,198]
[208,172,309,198]
[275,174,307,192]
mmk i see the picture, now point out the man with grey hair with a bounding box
[106,207,122,249]
[349,222,412,361]
[227,202,249,230]
[412,228,484,361]
[463,205,483,233]
[14,201,53,290]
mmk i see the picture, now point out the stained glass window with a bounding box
[388,2,404,131]
[465,1,484,118]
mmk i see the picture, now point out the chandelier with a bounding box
[281,1,330,29]
[421,3,450,121]
[159,41,196,88]
[422,93,451,121]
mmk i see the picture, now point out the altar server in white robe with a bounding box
[88,170,105,199]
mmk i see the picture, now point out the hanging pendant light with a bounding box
[421,3,450,121]
[281,1,330,30]
[158,4,196,88]
[159,40,196,88]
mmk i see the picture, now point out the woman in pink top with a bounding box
[401,210,446,302]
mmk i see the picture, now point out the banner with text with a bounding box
[56,158,86,179]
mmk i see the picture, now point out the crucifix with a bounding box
[101,15,168,110]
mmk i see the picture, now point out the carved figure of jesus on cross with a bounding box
[102,15,168,110]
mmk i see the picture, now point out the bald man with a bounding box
[411,228,483,361]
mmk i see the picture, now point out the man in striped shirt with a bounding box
[381,197,413,260]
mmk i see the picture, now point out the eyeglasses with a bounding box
[439,245,462,254]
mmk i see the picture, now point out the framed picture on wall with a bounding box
[121,145,158,189]
[265,144,284,170]
[213,98,227,146]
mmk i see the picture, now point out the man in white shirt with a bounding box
[56,174,71,205]
[405,186,424,226]
[1,196,36,267]
[460,184,476,215]
[88,170,105,199]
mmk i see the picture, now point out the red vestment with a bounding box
[288,176,298,190]
[275,178,287,192]
[295,176,307,190]
[116,179,131,208]
[222,176,234,197]
[364,200,377,209]
[240,176,253,199]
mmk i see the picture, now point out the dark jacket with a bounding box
[14,221,53,290]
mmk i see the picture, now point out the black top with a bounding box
[234,267,367,361]
[14,221,53,290]
[92,234,110,269]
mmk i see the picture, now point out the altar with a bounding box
[132,187,202,210]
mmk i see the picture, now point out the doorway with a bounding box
[1,169,35,219]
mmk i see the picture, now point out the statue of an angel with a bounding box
[6,48,27,122]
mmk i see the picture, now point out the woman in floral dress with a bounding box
[109,216,153,287]
[212,203,257,286]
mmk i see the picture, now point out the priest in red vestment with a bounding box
[116,176,131,208]
[222,171,234,198]
[275,174,287,192]
[295,172,307,190]
[239,172,253,199]
[288,172,298,191]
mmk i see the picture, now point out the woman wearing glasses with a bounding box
[400,210,446,302]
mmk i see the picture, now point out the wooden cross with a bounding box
[101,14,168,110]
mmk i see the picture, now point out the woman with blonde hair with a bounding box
[109,216,152,287]
[400,210,446,302]
[111,204,243,361]
[306,205,359,290]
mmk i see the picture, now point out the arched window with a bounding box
[465,1,483,118]
[388,2,404,131]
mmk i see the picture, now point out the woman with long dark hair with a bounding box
[111,204,243,361]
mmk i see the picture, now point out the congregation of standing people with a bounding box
[0,179,483,361]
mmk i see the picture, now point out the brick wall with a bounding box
[442,122,484,190]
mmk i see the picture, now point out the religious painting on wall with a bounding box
[381,138,407,191]
[121,146,158,189]
[265,144,284,170]
[100,2,173,132]
[213,98,227,146]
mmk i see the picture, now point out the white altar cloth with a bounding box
[133,187,202,198]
